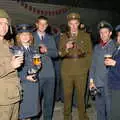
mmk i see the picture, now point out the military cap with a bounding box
[97,20,113,31]
[115,25,120,32]
[0,9,11,24]
[16,24,33,34]
[0,9,9,19]
[67,12,80,21]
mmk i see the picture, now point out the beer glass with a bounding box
[104,54,112,68]
[104,54,112,60]
[27,67,38,80]
[28,68,37,75]
[14,50,24,58]
[33,54,41,66]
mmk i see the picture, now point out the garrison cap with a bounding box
[0,9,10,24]
[97,20,113,31]
[0,9,9,19]
[67,12,80,21]
[115,25,120,32]
[16,24,33,34]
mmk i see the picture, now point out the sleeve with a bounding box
[89,46,97,82]
[58,33,69,58]
[84,34,93,69]
[17,67,28,81]
[0,50,15,78]
[111,56,120,78]
[45,36,58,58]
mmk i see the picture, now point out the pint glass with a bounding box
[33,54,41,66]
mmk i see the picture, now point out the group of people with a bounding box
[0,7,120,120]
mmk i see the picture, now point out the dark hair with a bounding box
[36,16,48,23]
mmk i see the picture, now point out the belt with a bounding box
[63,53,86,59]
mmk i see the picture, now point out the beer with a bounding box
[104,54,112,68]
[33,54,41,66]
[104,54,112,60]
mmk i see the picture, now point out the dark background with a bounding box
[23,0,120,13]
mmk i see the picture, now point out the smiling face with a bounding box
[20,32,31,43]
[16,32,33,46]
[0,18,8,39]
[99,28,112,42]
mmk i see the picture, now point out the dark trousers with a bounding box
[62,74,89,120]
[110,89,120,120]
[53,59,61,101]
[32,77,55,120]
[95,87,111,120]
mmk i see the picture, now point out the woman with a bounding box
[11,24,41,120]
[104,25,120,120]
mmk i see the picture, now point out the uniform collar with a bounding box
[100,39,112,47]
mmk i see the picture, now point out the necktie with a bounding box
[41,35,44,41]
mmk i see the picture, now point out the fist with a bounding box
[66,41,74,49]
[39,44,47,54]
[11,56,23,69]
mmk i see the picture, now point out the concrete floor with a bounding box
[40,100,97,120]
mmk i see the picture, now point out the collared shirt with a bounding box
[24,45,29,50]
[100,39,112,47]
[37,31,45,40]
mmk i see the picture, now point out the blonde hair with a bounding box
[15,32,34,46]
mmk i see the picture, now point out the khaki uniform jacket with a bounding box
[59,31,92,75]
[0,40,21,105]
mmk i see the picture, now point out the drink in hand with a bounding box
[33,54,41,66]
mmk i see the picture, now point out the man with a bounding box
[0,9,23,120]
[33,16,58,120]
[89,21,116,120]
[59,12,92,120]
[104,25,120,120]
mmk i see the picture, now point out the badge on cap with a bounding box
[100,23,104,27]
[22,26,27,30]
[72,15,76,19]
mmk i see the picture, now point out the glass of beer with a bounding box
[14,50,24,58]
[104,54,112,60]
[27,67,38,81]
[33,54,41,66]
[104,54,112,68]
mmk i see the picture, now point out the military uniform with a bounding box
[59,13,92,120]
[0,9,21,120]
[0,40,21,120]
[89,21,116,120]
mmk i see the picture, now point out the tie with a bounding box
[41,35,44,41]
[26,47,30,53]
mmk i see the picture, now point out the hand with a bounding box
[11,56,23,69]
[104,58,116,66]
[26,74,37,82]
[66,41,74,49]
[89,79,96,90]
[39,44,47,54]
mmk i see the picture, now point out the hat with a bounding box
[97,20,113,31]
[0,9,9,19]
[16,24,33,34]
[67,13,80,21]
[115,25,120,32]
